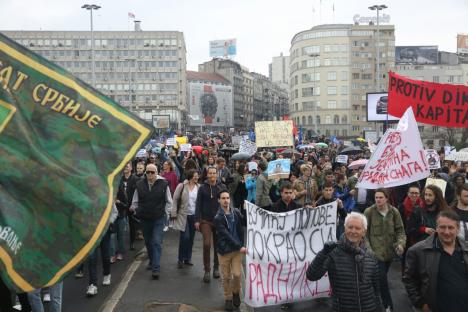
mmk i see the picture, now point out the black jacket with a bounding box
[214,207,246,255]
[116,174,139,216]
[307,239,382,312]
[195,181,227,223]
[271,199,299,213]
[135,177,169,220]
[403,234,468,311]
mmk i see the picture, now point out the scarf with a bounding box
[402,196,424,219]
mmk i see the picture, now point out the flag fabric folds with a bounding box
[0,32,152,291]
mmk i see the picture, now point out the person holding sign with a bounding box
[307,212,382,312]
[213,191,247,312]
[364,189,406,312]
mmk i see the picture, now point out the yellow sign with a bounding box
[255,120,294,148]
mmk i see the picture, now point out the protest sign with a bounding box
[335,155,348,164]
[425,149,441,169]
[239,139,257,156]
[388,71,467,128]
[255,120,294,147]
[356,107,430,189]
[175,136,188,144]
[425,178,447,196]
[244,201,337,307]
[180,143,192,152]
[0,33,152,291]
[248,161,258,172]
[444,146,456,156]
[266,159,291,179]
[166,138,176,146]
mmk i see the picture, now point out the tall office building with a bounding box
[269,53,290,90]
[2,23,187,130]
[289,23,395,138]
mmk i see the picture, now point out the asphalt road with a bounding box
[29,228,415,312]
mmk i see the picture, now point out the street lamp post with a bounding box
[309,53,320,135]
[82,4,101,88]
[369,4,387,131]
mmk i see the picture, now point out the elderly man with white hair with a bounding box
[307,212,382,312]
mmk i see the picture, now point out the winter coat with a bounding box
[364,204,406,262]
[293,176,318,207]
[403,234,468,312]
[256,173,273,208]
[195,181,227,223]
[213,207,245,255]
[307,239,382,312]
[170,180,199,231]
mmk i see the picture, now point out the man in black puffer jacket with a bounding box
[307,212,382,312]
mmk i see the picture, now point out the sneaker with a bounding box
[43,293,51,302]
[110,256,116,264]
[213,268,220,279]
[177,261,184,269]
[281,303,292,310]
[385,308,393,312]
[232,293,240,308]
[183,260,194,266]
[116,254,123,261]
[152,271,160,280]
[75,270,84,278]
[86,284,98,297]
[203,272,211,283]
[224,300,233,311]
[103,274,111,286]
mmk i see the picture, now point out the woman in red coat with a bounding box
[162,161,179,196]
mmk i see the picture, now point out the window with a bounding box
[432,126,439,133]
[303,101,314,110]
[316,116,321,124]
[302,116,306,125]
[295,89,299,98]
[327,71,337,81]
[327,100,337,109]
[333,115,340,124]
[294,103,298,111]
[341,86,348,95]
[302,72,320,83]
[352,125,360,131]
[308,116,313,125]
[341,71,348,80]
[448,75,454,83]
[362,74,372,80]
[327,86,337,95]
[341,115,348,123]
[302,45,320,55]
[341,100,348,108]
[353,73,360,79]
[302,87,314,97]
[325,115,332,124]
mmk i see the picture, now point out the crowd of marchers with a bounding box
[1,133,467,312]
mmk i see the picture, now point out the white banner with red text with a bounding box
[356,107,430,189]
[244,201,337,307]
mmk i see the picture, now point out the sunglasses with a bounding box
[146,171,156,174]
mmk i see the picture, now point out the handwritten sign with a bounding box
[266,159,291,180]
[166,138,176,146]
[255,120,293,148]
[357,107,430,189]
[244,201,337,307]
[335,155,348,164]
[425,178,447,196]
[425,149,441,169]
[239,139,257,156]
[232,135,243,148]
[180,143,192,152]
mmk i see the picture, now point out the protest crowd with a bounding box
[1,129,467,312]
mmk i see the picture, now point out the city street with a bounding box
[54,230,415,312]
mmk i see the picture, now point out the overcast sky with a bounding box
[1,0,467,75]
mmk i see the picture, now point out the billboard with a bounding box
[188,82,233,127]
[395,46,438,64]
[209,39,237,57]
[457,34,468,54]
[366,92,399,122]
[152,115,170,129]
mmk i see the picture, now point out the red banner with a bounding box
[388,71,467,128]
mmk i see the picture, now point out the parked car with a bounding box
[376,96,388,114]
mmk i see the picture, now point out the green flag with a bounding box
[0,32,152,291]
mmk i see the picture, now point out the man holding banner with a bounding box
[307,212,381,312]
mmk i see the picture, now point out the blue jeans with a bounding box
[110,216,126,256]
[28,281,63,312]
[89,229,111,285]
[378,260,393,309]
[178,215,196,262]
[142,216,165,272]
